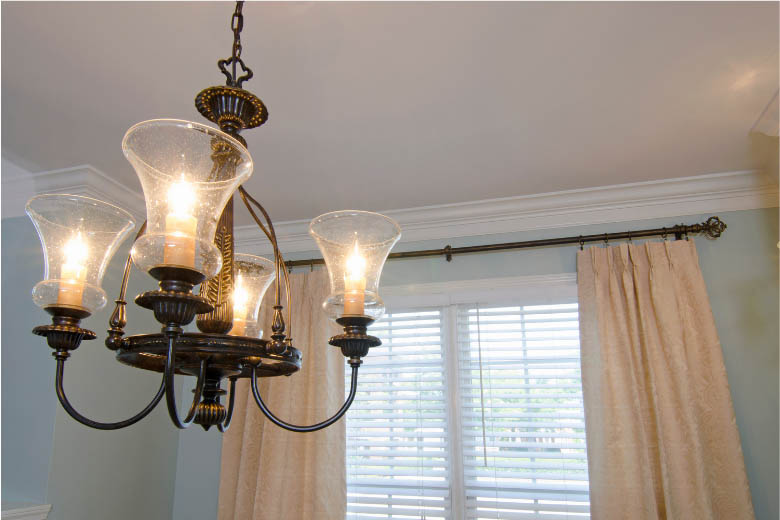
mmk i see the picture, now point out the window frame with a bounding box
[346,274,581,520]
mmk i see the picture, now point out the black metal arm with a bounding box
[250,363,359,433]
[164,334,207,429]
[217,377,238,433]
[54,357,166,430]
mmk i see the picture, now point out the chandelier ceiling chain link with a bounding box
[219,0,253,88]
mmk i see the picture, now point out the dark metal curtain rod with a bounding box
[285,216,727,268]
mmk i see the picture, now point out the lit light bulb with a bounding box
[163,175,198,267]
[58,232,89,308]
[167,177,196,217]
[343,240,367,315]
[231,274,250,336]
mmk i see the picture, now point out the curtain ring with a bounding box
[662,227,668,241]
[603,233,609,246]
[627,231,632,243]
[579,236,584,251]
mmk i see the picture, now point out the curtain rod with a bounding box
[285,216,727,268]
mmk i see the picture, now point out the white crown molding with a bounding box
[235,170,779,255]
[1,504,51,520]
[2,160,145,222]
[3,159,776,253]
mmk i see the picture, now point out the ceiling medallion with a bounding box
[27,1,401,433]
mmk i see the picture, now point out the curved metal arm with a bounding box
[238,186,293,335]
[250,363,359,433]
[164,334,207,429]
[217,377,238,433]
[55,357,165,430]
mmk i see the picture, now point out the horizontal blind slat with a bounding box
[459,302,589,519]
[347,309,451,519]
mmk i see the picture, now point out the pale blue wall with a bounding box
[2,216,57,505]
[171,208,779,520]
[1,215,181,519]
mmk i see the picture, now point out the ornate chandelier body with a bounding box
[28,2,401,433]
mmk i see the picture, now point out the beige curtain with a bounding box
[218,269,346,519]
[577,240,755,519]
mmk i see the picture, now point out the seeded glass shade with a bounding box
[230,254,276,337]
[26,194,136,314]
[310,210,401,320]
[122,119,253,279]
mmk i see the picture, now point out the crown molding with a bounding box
[1,504,51,520]
[235,169,779,255]
[3,159,776,253]
[1,161,145,222]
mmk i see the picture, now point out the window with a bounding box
[458,304,588,518]
[346,310,451,519]
[346,277,589,519]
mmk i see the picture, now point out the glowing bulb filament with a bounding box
[344,241,367,315]
[231,275,250,336]
[167,177,196,218]
[163,176,197,267]
[58,232,89,307]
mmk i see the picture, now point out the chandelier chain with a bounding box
[231,1,244,59]
[218,1,253,88]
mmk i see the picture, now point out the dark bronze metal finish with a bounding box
[33,311,96,356]
[285,216,729,268]
[330,316,382,365]
[55,357,166,430]
[195,86,267,134]
[194,377,228,430]
[250,363,361,433]
[148,266,206,287]
[196,198,235,334]
[195,2,268,135]
[117,332,301,379]
[135,290,213,328]
[107,222,147,350]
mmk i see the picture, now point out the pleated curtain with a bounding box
[577,240,755,519]
[218,269,346,519]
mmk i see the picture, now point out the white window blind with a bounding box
[345,276,589,520]
[458,303,589,519]
[346,310,451,519]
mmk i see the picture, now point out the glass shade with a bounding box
[122,119,253,279]
[230,254,276,337]
[26,194,136,314]
[310,210,401,320]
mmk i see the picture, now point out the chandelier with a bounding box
[27,2,401,433]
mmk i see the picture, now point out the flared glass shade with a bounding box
[310,210,401,320]
[26,194,136,314]
[122,119,253,279]
[229,254,276,337]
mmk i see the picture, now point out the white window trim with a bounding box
[374,273,579,519]
[380,274,577,310]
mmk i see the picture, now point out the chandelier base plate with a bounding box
[117,332,301,379]
[195,85,268,136]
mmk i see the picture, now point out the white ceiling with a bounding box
[2,1,777,223]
